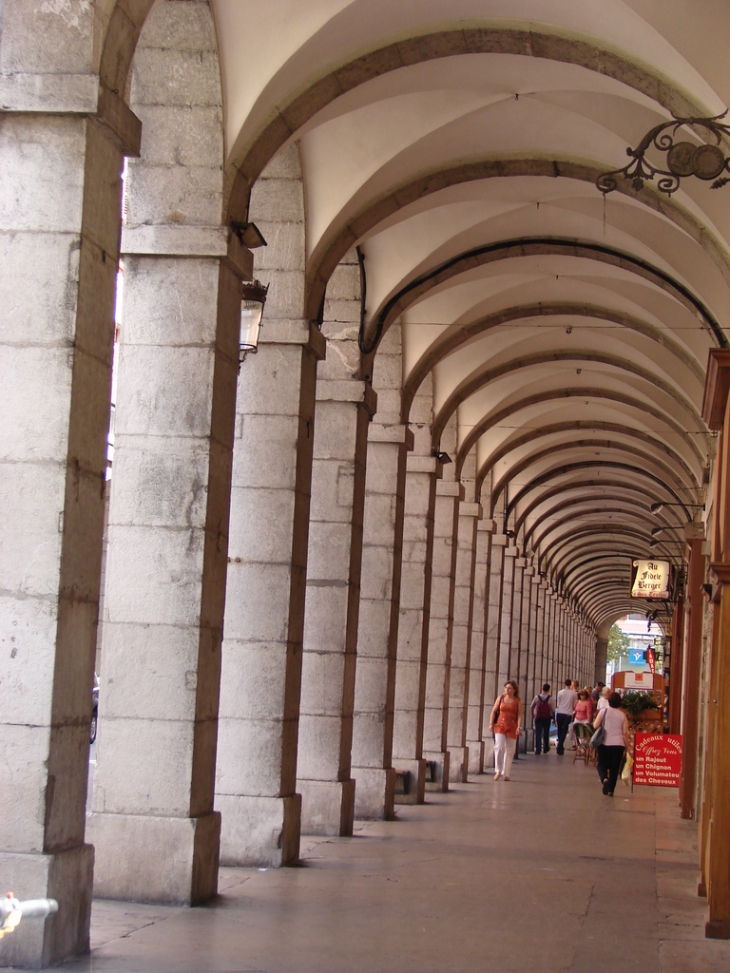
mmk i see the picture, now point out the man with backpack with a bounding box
[531,683,555,755]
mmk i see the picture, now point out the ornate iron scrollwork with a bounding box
[596,111,730,196]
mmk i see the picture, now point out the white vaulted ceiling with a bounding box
[210,0,730,626]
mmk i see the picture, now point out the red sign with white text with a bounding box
[647,647,656,673]
[633,733,682,787]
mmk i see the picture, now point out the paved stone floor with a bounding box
[50,753,730,973]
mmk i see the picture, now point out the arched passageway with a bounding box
[2,0,730,966]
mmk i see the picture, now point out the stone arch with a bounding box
[227,24,710,215]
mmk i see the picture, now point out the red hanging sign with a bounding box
[633,733,682,787]
[647,647,656,673]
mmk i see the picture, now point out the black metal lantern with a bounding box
[239,279,269,365]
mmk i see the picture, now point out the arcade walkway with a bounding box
[50,754,727,973]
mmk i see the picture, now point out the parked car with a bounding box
[91,675,99,744]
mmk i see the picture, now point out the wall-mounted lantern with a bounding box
[239,279,269,366]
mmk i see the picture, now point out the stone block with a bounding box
[0,724,50,852]
[396,610,425,661]
[236,342,305,415]
[254,221,305,271]
[299,778,355,836]
[0,844,93,969]
[307,520,352,580]
[131,49,221,108]
[0,231,78,344]
[249,178,304,223]
[92,716,195,816]
[220,560,292,642]
[254,269,305,319]
[300,651,347,717]
[309,462,355,522]
[0,596,56,726]
[103,523,204,627]
[296,715,344,780]
[258,143,301,180]
[393,659,424,709]
[218,793,301,867]
[356,599,391,657]
[302,584,349,654]
[233,413,299,489]
[364,447,400,496]
[0,345,73,462]
[219,641,290,720]
[0,462,64,596]
[313,406,360,462]
[359,546,394,601]
[392,758,425,805]
[122,257,221,345]
[353,768,394,820]
[88,810,220,904]
[0,116,85,232]
[215,717,285,796]
[139,1,218,52]
[98,622,199,721]
[124,163,222,227]
[467,738,486,775]
[351,711,386,768]
[228,486,297,562]
[114,345,215,437]
[109,437,211,528]
[353,657,390,715]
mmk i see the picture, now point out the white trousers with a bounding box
[494,733,515,777]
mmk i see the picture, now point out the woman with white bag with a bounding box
[592,692,629,796]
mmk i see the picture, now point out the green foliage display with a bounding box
[620,690,661,717]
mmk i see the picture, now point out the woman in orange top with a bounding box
[489,680,523,781]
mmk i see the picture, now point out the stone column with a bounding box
[297,252,376,836]
[351,323,408,820]
[482,532,506,767]
[88,1,238,904]
[351,421,409,818]
[498,545,517,687]
[391,453,437,803]
[216,144,324,867]
[446,493,481,782]
[0,6,140,963]
[422,476,462,789]
[216,320,325,866]
[466,520,493,774]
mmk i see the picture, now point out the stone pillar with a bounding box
[391,452,437,803]
[466,520,493,774]
[88,1,237,904]
[216,145,324,868]
[297,252,376,836]
[422,475,462,789]
[446,492,481,782]
[351,322,407,820]
[498,545,517,687]
[482,532,506,767]
[0,4,140,963]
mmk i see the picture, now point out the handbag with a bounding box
[492,695,503,731]
[589,724,604,749]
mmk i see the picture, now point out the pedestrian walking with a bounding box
[592,691,630,796]
[555,678,577,755]
[489,680,523,781]
[531,683,554,755]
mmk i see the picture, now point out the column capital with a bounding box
[458,502,482,518]
[368,422,413,447]
[316,380,377,416]
[406,455,438,474]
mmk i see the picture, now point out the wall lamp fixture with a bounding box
[231,220,268,249]
[239,279,269,366]
[434,450,452,465]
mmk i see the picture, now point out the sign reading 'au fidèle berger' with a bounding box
[631,559,671,600]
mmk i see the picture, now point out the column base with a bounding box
[483,737,496,770]
[447,746,469,783]
[423,751,450,792]
[0,844,93,969]
[392,758,426,804]
[706,921,730,939]
[467,739,485,775]
[87,810,220,905]
[353,768,396,820]
[217,794,301,867]
[299,779,355,836]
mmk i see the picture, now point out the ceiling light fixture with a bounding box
[597,112,730,196]
[650,502,704,515]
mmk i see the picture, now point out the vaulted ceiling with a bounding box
[212,0,729,627]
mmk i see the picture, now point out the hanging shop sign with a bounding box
[647,647,656,674]
[633,733,682,787]
[631,559,671,600]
